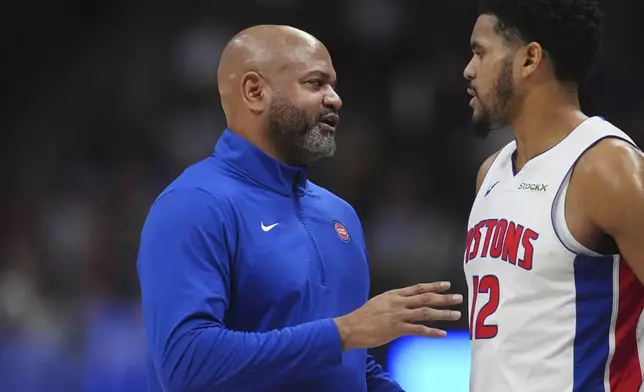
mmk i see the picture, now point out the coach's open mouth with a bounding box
[319,113,339,128]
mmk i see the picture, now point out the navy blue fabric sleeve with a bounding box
[366,354,404,391]
[137,187,343,391]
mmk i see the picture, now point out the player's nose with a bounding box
[463,59,476,80]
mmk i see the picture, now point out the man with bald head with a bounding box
[216,25,340,165]
[137,25,462,392]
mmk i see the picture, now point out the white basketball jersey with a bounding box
[464,116,644,392]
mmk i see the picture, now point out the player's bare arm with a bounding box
[568,137,644,284]
[476,150,502,194]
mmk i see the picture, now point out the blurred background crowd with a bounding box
[2,0,643,390]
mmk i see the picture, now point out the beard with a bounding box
[471,57,514,139]
[267,93,337,165]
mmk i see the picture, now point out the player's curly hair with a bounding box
[478,0,604,83]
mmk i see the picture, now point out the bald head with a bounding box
[217,25,324,111]
[215,24,342,166]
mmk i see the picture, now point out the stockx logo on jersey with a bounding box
[464,218,539,271]
[517,182,548,192]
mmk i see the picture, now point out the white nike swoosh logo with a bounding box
[261,222,279,232]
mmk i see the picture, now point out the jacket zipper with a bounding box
[293,184,327,285]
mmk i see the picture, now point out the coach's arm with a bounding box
[137,187,343,392]
[572,137,644,284]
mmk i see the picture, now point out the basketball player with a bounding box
[462,0,644,391]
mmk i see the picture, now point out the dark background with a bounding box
[1,0,642,390]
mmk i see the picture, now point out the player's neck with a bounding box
[509,85,587,172]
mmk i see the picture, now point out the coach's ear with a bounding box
[521,42,543,78]
[241,71,268,114]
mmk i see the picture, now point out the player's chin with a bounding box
[470,101,483,118]
[471,117,493,139]
[470,111,483,127]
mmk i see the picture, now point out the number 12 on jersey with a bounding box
[470,275,500,340]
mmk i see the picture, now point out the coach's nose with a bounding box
[324,88,342,111]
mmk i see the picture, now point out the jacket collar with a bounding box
[213,129,308,196]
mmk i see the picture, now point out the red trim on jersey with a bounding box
[609,257,644,391]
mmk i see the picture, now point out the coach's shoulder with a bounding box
[149,186,231,227]
[157,157,240,206]
[307,181,362,219]
[307,181,351,205]
[149,160,237,226]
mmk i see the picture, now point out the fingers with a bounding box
[393,282,452,297]
[404,293,464,309]
[402,323,448,338]
[403,307,462,323]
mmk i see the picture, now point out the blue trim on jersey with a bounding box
[573,254,614,392]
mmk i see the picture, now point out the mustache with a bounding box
[318,109,338,118]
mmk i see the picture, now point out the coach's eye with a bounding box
[306,80,323,88]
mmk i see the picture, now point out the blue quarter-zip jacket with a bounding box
[137,129,403,392]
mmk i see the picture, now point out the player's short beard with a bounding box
[267,93,336,165]
[471,57,514,138]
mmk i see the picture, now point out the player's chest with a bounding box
[464,185,571,280]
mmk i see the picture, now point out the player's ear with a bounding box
[240,71,268,114]
[521,42,543,77]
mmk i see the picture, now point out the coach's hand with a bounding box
[333,282,462,350]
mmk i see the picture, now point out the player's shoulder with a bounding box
[568,124,644,231]
[573,134,643,186]
[569,130,644,216]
